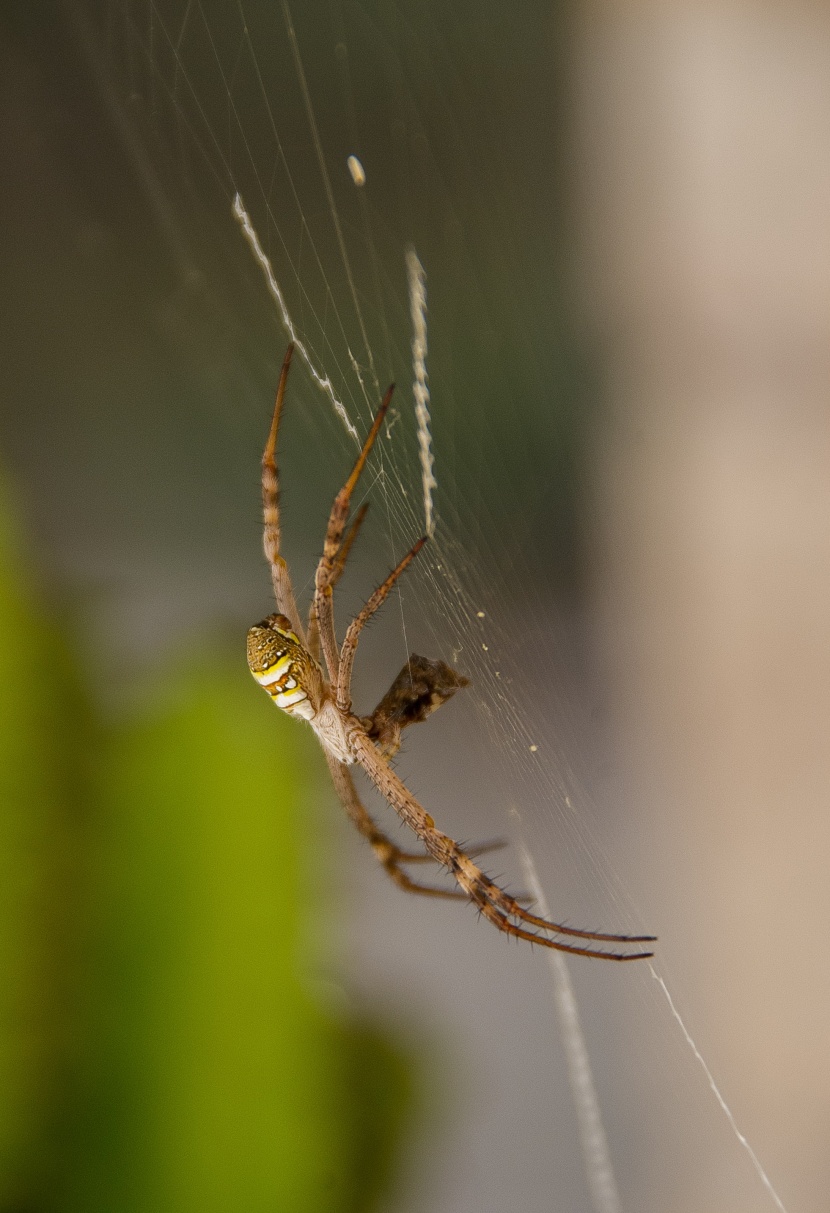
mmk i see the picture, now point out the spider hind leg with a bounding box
[350,730,656,961]
[372,838,472,901]
[326,753,469,900]
[448,850,656,958]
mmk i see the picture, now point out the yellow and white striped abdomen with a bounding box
[246,613,320,722]
[254,653,312,714]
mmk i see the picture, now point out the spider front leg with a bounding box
[349,729,656,961]
[307,503,368,665]
[336,538,427,713]
[261,343,305,641]
[314,384,394,681]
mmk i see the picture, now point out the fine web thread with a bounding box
[649,968,788,1213]
[517,838,623,1213]
[279,0,381,402]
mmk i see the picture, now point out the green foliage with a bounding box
[0,482,85,1207]
[0,484,413,1213]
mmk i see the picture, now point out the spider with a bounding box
[246,344,655,960]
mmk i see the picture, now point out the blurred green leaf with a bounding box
[0,480,413,1213]
[0,480,74,1208]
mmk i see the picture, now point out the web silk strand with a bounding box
[650,967,788,1213]
[518,842,623,1213]
[406,247,437,538]
[232,193,359,441]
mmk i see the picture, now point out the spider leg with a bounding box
[325,754,469,900]
[349,730,656,961]
[262,344,305,641]
[331,502,370,586]
[336,538,427,712]
[308,503,369,664]
[314,384,394,681]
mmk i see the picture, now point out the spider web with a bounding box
[56,3,799,1211]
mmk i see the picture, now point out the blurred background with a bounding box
[1,2,830,1211]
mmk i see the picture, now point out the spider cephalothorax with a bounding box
[247,343,656,960]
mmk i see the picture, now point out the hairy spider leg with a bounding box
[349,731,655,960]
[327,733,508,897]
[307,502,369,664]
[330,502,370,588]
[261,343,305,641]
[314,384,394,682]
[326,754,472,899]
[336,537,427,712]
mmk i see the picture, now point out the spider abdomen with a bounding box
[247,614,324,722]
